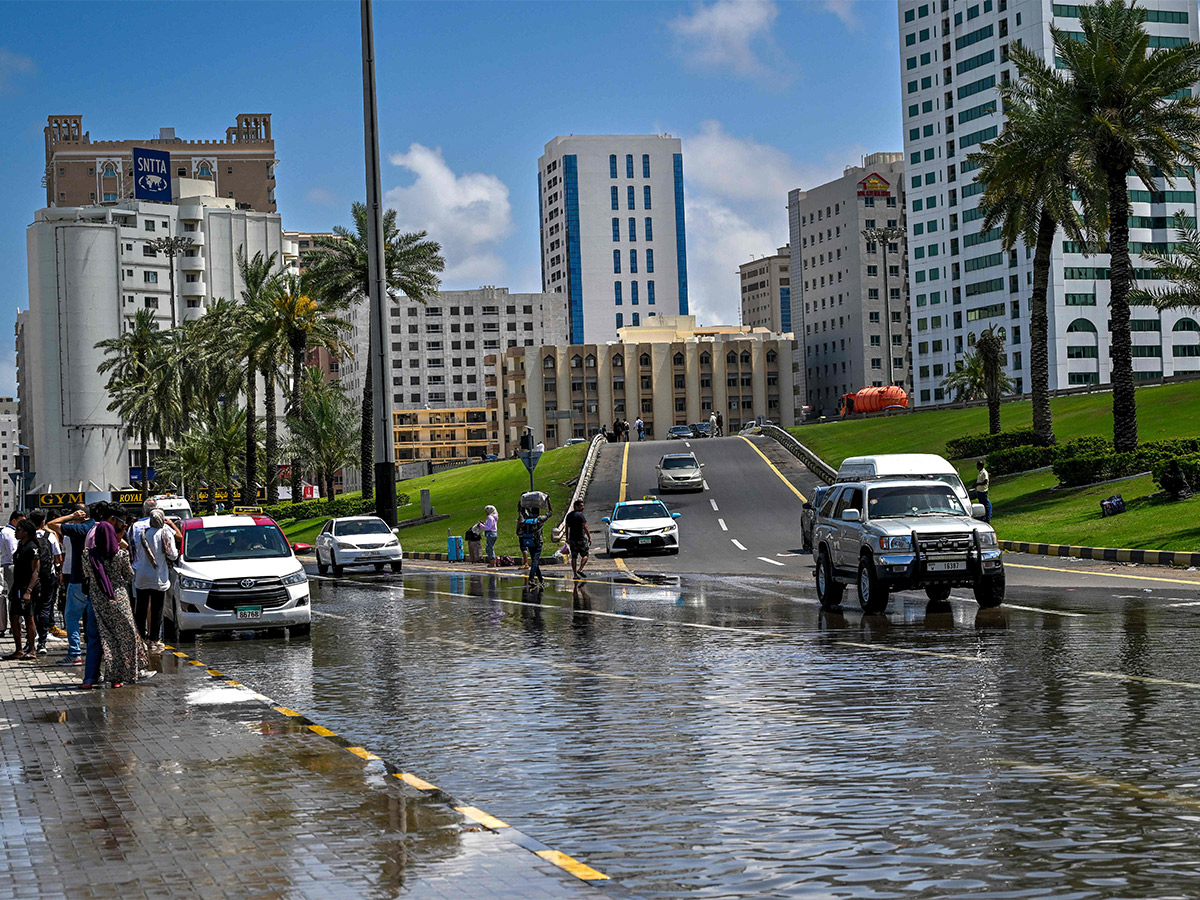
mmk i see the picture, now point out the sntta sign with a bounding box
[857,173,891,197]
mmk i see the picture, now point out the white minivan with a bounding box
[835,454,972,513]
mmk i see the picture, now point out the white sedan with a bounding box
[315,516,403,575]
[602,498,681,556]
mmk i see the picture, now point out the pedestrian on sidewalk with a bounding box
[974,460,992,523]
[517,496,551,588]
[477,505,499,566]
[709,411,718,438]
[5,520,40,659]
[565,500,590,579]
[29,509,62,656]
[635,417,645,441]
[623,419,631,443]
[47,505,93,668]
[716,411,724,436]
[0,511,21,640]
[84,506,149,689]
[133,509,176,652]
[128,499,157,625]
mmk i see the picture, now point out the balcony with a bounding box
[180,254,205,271]
[181,279,206,296]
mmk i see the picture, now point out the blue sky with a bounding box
[0,0,903,391]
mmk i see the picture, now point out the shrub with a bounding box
[262,491,412,524]
[986,435,1112,477]
[1053,438,1200,488]
[1152,452,1200,499]
[946,428,1040,459]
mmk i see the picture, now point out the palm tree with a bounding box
[1055,0,1200,451]
[942,326,1014,434]
[97,309,167,493]
[235,249,281,505]
[267,274,349,503]
[156,433,212,512]
[1132,210,1200,311]
[973,44,1103,447]
[207,404,247,509]
[305,202,444,499]
[288,369,360,504]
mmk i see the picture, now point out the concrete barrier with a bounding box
[553,433,608,543]
[758,424,837,485]
[1001,540,1200,568]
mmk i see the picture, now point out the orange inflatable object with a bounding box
[839,385,909,416]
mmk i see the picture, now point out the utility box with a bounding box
[421,489,433,518]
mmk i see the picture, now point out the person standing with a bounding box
[133,509,175,652]
[635,417,645,441]
[622,419,631,443]
[127,499,157,617]
[517,502,551,588]
[477,505,499,566]
[83,506,149,688]
[0,511,20,640]
[716,411,724,436]
[48,505,93,667]
[565,499,590,579]
[4,520,40,659]
[708,410,718,438]
[29,509,62,656]
[974,460,992,523]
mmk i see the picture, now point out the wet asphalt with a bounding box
[183,560,1200,900]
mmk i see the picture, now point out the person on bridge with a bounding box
[565,499,590,579]
[974,460,991,523]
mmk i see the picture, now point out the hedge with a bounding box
[1151,452,1200,498]
[946,428,1040,459]
[1053,438,1200,488]
[261,492,412,524]
[986,435,1110,477]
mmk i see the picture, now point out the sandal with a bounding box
[110,682,123,689]
[79,682,94,690]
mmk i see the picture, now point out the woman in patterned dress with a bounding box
[83,505,148,688]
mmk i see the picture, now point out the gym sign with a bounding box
[857,173,891,197]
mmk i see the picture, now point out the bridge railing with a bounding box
[552,432,607,543]
[758,424,837,486]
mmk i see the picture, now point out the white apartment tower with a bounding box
[538,135,689,344]
[898,0,1200,406]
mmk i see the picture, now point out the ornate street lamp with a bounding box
[861,225,906,387]
[147,235,195,328]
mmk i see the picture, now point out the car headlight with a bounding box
[179,576,214,591]
[977,531,998,548]
[336,540,359,550]
[280,571,308,586]
[384,538,399,547]
[878,535,913,551]
[610,527,627,535]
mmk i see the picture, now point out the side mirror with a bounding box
[392,527,400,534]
[700,463,706,467]
[841,509,861,522]
[601,517,611,524]
[672,512,682,520]
[972,503,986,520]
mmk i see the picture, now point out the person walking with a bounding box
[635,417,645,441]
[47,505,93,667]
[477,505,499,566]
[0,511,20,640]
[517,501,551,588]
[29,509,62,656]
[708,410,718,438]
[565,499,590,579]
[83,505,149,689]
[133,509,175,652]
[4,520,40,659]
[716,411,724,436]
[974,460,992,523]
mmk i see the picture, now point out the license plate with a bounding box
[928,561,963,572]
[360,550,382,557]
[235,607,262,620]
[638,537,652,545]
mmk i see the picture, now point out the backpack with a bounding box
[34,531,55,584]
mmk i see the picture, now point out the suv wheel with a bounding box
[857,555,888,615]
[816,548,843,610]
[925,584,952,603]
[974,573,1005,608]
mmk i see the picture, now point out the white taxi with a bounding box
[164,515,311,640]
[315,515,403,575]
[602,498,681,556]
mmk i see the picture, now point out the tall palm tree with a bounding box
[235,249,281,505]
[288,368,361,504]
[942,327,1014,434]
[1132,210,1200,311]
[156,433,212,513]
[1055,0,1200,451]
[96,309,167,493]
[207,404,247,509]
[267,274,349,503]
[973,44,1103,447]
[305,202,444,499]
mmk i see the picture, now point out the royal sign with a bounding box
[132,147,172,203]
[857,173,891,197]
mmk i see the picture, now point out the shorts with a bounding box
[569,539,590,558]
[9,585,35,618]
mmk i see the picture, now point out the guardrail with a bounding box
[758,424,837,486]
[552,432,607,542]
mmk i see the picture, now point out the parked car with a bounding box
[164,514,311,640]
[835,453,971,513]
[656,453,704,492]
[667,425,693,440]
[315,515,403,575]
[602,498,681,556]
[689,422,712,438]
[800,485,832,553]
[811,479,1004,614]
[565,438,588,446]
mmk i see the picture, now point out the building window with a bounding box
[614,281,623,304]
[627,185,635,209]
[610,154,617,178]
[632,313,640,326]
[612,217,620,242]
[144,220,155,232]
[630,250,638,273]
[616,313,624,329]
[631,281,639,304]
[642,154,651,178]
[611,186,619,210]
[613,250,621,274]
[143,272,158,284]
[646,249,654,273]
[626,154,634,178]
[643,185,652,209]
[648,280,655,305]
[645,217,653,241]
[629,217,637,241]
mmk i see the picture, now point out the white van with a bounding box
[151,494,194,521]
[835,454,971,512]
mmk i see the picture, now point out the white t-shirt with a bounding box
[133,526,177,591]
[0,525,16,566]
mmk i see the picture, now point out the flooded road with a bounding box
[192,564,1200,899]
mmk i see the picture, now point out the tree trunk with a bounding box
[263,363,279,505]
[225,463,234,514]
[1106,165,1138,452]
[988,396,1001,434]
[244,350,258,506]
[140,430,149,494]
[361,354,374,500]
[1030,210,1057,447]
[290,340,304,504]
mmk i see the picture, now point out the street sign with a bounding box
[547,410,575,419]
[35,492,85,508]
[132,147,172,203]
[7,473,18,485]
[518,450,543,474]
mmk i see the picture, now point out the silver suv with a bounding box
[811,479,1004,614]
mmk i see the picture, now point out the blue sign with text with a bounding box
[132,147,172,203]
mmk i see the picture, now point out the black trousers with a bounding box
[35,579,56,642]
[135,588,165,641]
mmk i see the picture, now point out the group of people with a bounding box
[707,411,725,436]
[608,418,647,442]
[0,498,179,689]
[469,496,592,587]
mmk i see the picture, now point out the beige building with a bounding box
[44,114,277,213]
[740,245,792,332]
[493,315,800,451]
[394,408,496,463]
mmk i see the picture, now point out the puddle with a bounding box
[185,685,260,706]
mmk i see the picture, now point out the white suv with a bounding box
[164,514,311,640]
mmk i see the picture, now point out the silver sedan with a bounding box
[656,453,704,492]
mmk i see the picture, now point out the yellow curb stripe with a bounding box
[161,644,175,650]
[346,746,381,761]
[619,441,629,502]
[739,436,807,502]
[273,706,303,717]
[188,660,205,667]
[455,805,510,829]
[835,640,982,662]
[206,669,224,677]
[224,679,242,686]
[172,651,189,658]
[307,724,337,737]
[535,849,610,881]
[396,772,438,791]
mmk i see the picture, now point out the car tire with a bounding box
[177,628,197,642]
[390,561,402,573]
[857,555,888,615]
[291,623,312,638]
[925,584,953,603]
[316,550,329,575]
[332,563,344,577]
[974,573,1005,608]
[816,547,843,610]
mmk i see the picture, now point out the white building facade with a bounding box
[538,135,689,344]
[898,0,1200,406]
[0,400,21,513]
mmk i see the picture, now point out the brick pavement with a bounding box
[0,650,619,900]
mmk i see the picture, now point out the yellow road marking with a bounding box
[1083,670,1200,690]
[346,746,381,761]
[455,805,510,829]
[188,660,205,667]
[224,680,242,686]
[273,706,303,717]
[739,436,807,502]
[1006,562,1200,587]
[619,441,629,502]
[172,651,189,658]
[613,557,647,584]
[307,724,337,737]
[535,849,610,881]
[835,640,982,662]
[992,758,1200,809]
[396,772,438,791]
[162,644,175,651]
[206,669,224,677]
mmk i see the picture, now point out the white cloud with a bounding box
[385,143,514,288]
[667,0,781,79]
[304,186,339,206]
[0,49,34,93]
[821,0,858,28]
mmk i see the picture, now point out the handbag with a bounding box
[465,525,482,542]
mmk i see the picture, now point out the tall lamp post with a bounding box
[861,225,905,388]
[148,236,195,329]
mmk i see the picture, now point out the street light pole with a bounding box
[361,0,398,526]
[861,225,905,387]
[148,235,194,329]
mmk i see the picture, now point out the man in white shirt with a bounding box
[0,511,23,640]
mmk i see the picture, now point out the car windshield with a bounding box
[670,427,690,434]
[614,502,670,521]
[662,457,697,469]
[184,524,291,561]
[867,485,964,519]
[334,519,391,537]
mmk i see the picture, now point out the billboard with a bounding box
[132,147,172,203]
[857,173,891,197]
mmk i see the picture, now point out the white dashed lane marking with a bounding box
[702,480,710,491]
[758,556,785,567]
[732,539,747,551]
[710,499,719,511]
[718,518,728,532]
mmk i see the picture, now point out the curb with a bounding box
[407,551,563,565]
[1001,540,1200,568]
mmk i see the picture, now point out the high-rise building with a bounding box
[538,134,689,344]
[0,399,21,513]
[44,114,277,212]
[740,245,793,332]
[898,0,1200,407]
[788,154,911,415]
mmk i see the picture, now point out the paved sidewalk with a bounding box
[0,651,618,900]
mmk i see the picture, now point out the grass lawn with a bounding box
[788,381,1200,551]
[277,443,589,555]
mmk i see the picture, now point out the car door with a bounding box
[317,520,333,561]
[832,487,863,570]
[819,487,844,561]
